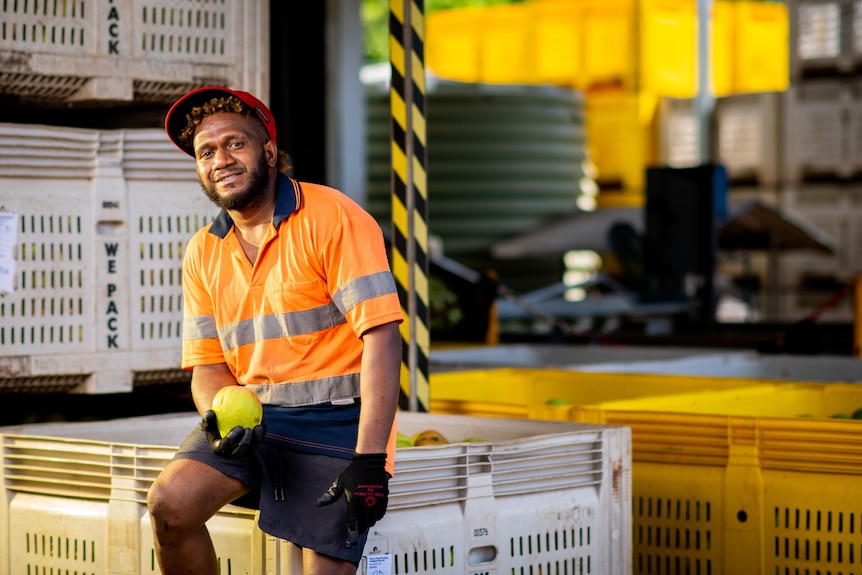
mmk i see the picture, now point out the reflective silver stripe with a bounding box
[183,315,219,340]
[245,373,361,407]
[332,271,397,315]
[184,273,393,348]
[217,302,346,351]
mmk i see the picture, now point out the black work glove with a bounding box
[200,410,267,458]
[316,452,389,547]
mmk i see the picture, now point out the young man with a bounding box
[147,86,403,575]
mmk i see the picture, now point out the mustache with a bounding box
[200,158,271,211]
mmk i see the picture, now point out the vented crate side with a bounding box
[0,411,632,575]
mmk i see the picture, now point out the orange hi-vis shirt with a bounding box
[182,173,403,396]
[181,175,403,470]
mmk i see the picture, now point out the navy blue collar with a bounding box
[208,173,301,238]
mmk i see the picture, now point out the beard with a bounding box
[200,154,270,212]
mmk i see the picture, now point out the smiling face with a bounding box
[193,111,277,212]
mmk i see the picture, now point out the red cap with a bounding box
[165,86,277,157]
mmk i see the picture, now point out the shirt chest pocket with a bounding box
[268,280,343,345]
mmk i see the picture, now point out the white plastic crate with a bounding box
[0,429,260,575]
[773,184,860,321]
[781,80,857,182]
[0,411,633,575]
[0,122,219,393]
[0,0,268,103]
[658,94,784,186]
[657,97,702,169]
[714,92,782,186]
[851,78,862,173]
[788,0,857,78]
[782,185,862,271]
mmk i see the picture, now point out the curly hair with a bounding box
[178,95,292,174]
[178,96,268,149]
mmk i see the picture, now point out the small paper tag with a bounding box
[0,212,17,294]
[366,553,392,575]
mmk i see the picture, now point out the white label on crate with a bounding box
[0,212,17,293]
[366,554,392,575]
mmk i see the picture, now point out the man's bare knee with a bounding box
[148,473,198,533]
[148,459,248,535]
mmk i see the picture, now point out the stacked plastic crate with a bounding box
[426,0,695,203]
[425,1,790,201]
[427,363,862,575]
[653,3,791,198]
[653,2,862,323]
[0,1,269,392]
[772,0,862,321]
[425,1,798,321]
[0,0,268,104]
[0,124,219,394]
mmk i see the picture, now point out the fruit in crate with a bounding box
[211,385,263,437]
[396,432,414,447]
[462,437,488,442]
[411,429,449,446]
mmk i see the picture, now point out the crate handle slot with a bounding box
[467,544,497,565]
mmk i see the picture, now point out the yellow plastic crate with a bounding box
[426,3,536,85]
[428,367,764,420]
[713,1,790,96]
[428,0,696,96]
[477,4,536,84]
[424,8,482,83]
[732,2,790,94]
[576,382,862,420]
[585,89,660,191]
[431,371,862,574]
[712,2,735,97]
[531,1,587,85]
[636,0,698,97]
[559,0,637,90]
[573,383,862,575]
[427,0,788,98]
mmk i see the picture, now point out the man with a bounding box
[147,86,403,574]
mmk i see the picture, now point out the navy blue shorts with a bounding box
[172,407,367,563]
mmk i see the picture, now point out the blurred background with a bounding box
[0,0,858,418]
[361,0,857,353]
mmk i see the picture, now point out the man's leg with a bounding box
[302,547,360,575]
[147,458,249,575]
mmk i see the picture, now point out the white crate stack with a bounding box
[657,97,702,170]
[0,0,270,389]
[785,1,862,183]
[775,184,862,320]
[665,1,862,322]
[781,79,855,182]
[762,0,862,321]
[0,0,269,103]
[0,412,633,575]
[788,0,857,78]
[715,92,782,186]
[656,93,782,187]
[0,122,218,393]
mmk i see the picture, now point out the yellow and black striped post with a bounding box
[389,0,429,412]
